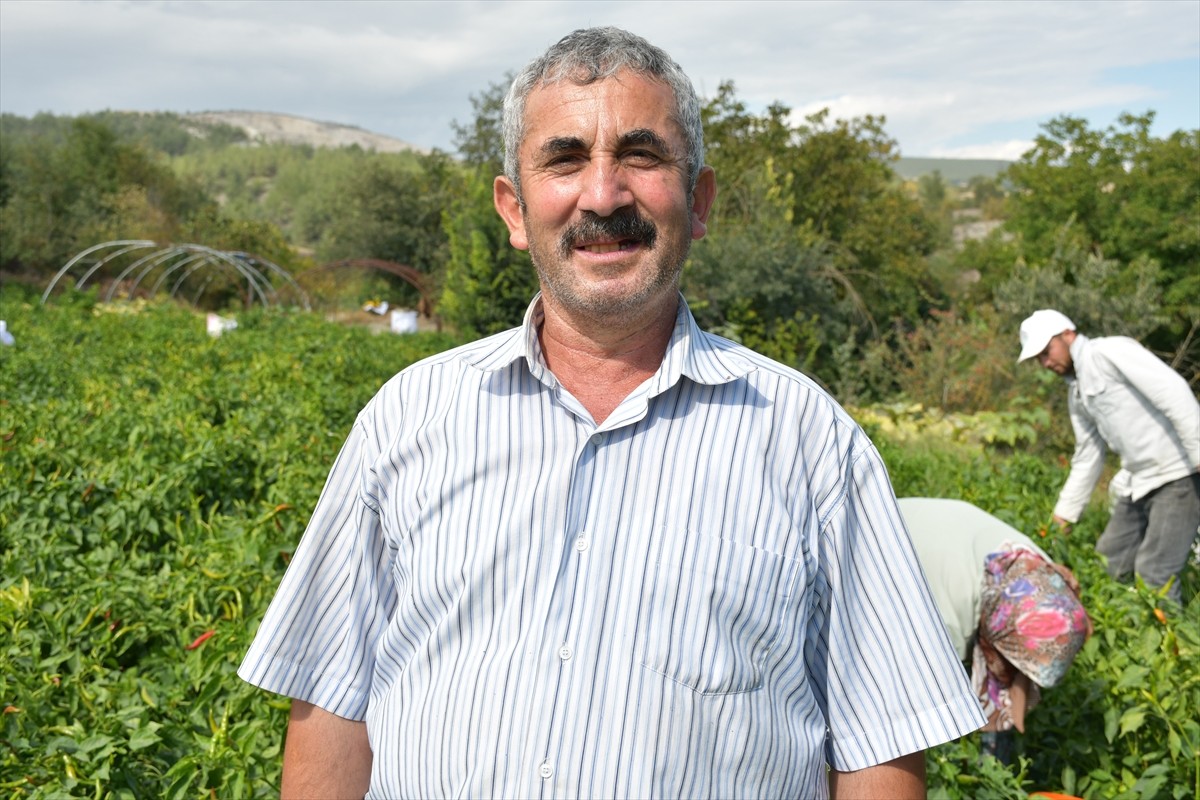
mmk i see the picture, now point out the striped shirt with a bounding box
[239,296,984,799]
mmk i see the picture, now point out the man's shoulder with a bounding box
[1090,334,1146,353]
[693,328,859,425]
[393,326,522,379]
[1085,334,1164,371]
[362,327,523,413]
[695,328,829,388]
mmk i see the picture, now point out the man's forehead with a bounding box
[521,73,681,146]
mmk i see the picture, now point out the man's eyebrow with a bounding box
[618,129,671,152]
[538,136,586,158]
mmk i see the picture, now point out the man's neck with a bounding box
[537,293,679,424]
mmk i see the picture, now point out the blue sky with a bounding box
[1,0,1197,161]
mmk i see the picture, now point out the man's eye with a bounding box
[623,150,661,164]
[546,154,584,168]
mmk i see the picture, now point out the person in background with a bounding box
[239,26,984,800]
[898,497,1091,763]
[1017,309,1200,605]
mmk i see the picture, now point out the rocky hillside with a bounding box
[184,110,425,154]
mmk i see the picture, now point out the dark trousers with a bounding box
[1097,473,1200,605]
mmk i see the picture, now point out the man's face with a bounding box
[1037,333,1074,376]
[493,71,715,321]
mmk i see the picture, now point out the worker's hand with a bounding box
[1051,515,1072,535]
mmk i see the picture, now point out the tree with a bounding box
[316,152,454,279]
[993,225,1167,346]
[701,85,942,328]
[438,173,537,338]
[451,75,511,175]
[918,170,948,213]
[683,158,846,376]
[783,109,941,328]
[694,83,944,387]
[965,175,1005,217]
[0,118,208,274]
[1002,113,1199,377]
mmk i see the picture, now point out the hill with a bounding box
[183,111,426,154]
[894,156,1012,183]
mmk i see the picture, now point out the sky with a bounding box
[1,0,1198,161]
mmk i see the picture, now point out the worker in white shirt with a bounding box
[1018,309,1200,604]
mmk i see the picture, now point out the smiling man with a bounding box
[240,27,984,799]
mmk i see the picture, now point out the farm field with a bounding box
[1,291,1196,799]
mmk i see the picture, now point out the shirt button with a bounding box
[559,644,573,661]
[539,760,553,779]
[574,535,588,552]
[590,433,603,445]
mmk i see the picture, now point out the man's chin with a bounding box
[542,279,677,321]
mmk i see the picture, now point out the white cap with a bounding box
[1017,309,1075,363]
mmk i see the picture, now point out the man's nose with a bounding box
[579,161,633,217]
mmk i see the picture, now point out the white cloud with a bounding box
[2,0,1196,159]
[931,140,1037,161]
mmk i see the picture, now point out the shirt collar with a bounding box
[1065,333,1090,383]
[461,293,754,392]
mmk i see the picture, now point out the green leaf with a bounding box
[1104,706,1120,743]
[74,733,114,755]
[127,724,161,751]
[1114,664,1152,692]
[1062,764,1077,794]
[1118,705,1148,737]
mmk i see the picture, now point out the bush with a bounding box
[0,290,458,797]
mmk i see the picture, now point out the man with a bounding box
[1017,308,1200,604]
[240,27,984,799]
[898,498,1090,763]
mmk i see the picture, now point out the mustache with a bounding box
[557,210,658,258]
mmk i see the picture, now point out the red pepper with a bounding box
[185,629,216,651]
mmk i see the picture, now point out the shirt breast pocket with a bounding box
[1080,378,1124,428]
[638,527,801,696]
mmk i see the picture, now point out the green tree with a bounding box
[438,174,537,338]
[695,83,943,387]
[315,152,455,279]
[700,85,941,329]
[918,170,948,213]
[684,158,845,376]
[993,224,1167,344]
[439,74,543,337]
[451,75,511,175]
[1002,113,1199,378]
[0,118,208,274]
[785,109,941,328]
[965,175,1005,217]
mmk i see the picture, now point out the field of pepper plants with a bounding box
[2,288,1197,799]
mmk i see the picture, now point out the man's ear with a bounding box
[493,176,529,251]
[689,166,717,241]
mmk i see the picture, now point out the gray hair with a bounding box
[502,27,705,195]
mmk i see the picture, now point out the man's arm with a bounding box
[829,751,926,800]
[1052,390,1106,523]
[281,700,372,800]
[1107,339,1200,468]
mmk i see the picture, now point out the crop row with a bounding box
[1,291,1196,798]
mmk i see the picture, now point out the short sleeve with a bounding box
[804,433,985,771]
[237,417,395,720]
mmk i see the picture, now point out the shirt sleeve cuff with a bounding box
[826,690,986,772]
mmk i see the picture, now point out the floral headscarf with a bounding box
[972,546,1090,732]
